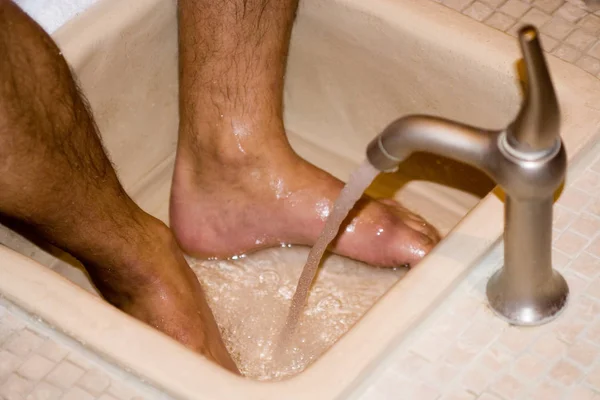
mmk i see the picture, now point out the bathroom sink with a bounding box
[1,0,600,398]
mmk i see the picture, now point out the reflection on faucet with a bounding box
[366,25,569,326]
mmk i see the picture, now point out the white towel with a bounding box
[14,0,98,33]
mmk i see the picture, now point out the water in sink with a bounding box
[189,246,406,380]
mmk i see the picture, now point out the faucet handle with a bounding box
[507,25,560,155]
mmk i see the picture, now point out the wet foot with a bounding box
[170,129,440,268]
[86,218,239,373]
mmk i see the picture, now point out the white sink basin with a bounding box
[1,0,599,398]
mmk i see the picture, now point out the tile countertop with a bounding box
[355,141,600,400]
[3,1,600,400]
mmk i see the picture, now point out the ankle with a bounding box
[177,117,293,169]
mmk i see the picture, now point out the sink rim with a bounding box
[1,0,599,398]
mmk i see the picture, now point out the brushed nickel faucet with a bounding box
[366,25,569,326]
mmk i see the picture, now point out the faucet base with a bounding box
[486,268,569,326]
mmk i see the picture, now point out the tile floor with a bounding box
[433,0,600,78]
[0,306,157,400]
[357,143,600,399]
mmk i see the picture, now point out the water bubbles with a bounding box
[278,285,294,299]
[315,199,331,221]
[188,246,404,380]
[259,270,280,286]
[316,295,342,311]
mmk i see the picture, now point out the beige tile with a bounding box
[35,340,68,364]
[439,389,476,400]
[563,271,589,296]
[578,14,600,35]
[588,41,600,59]
[576,55,600,76]
[557,2,591,22]
[27,381,63,400]
[566,29,597,51]
[585,319,600,346]
[586,236,600,259]
[419,362,460,387]
[18,354,54,381]
[586,363,600,387]
[543,16,577,39]
[0,373,35,400]
[65,353,93,371]
[574,170,600,194]
[548,359,583,385]
[407,381,440,400]
[77,369,110,396]
[45,361,84,390]
[533,0,565,13]
[528,381,565,400]
[553,249,572,269]
[0,350,21,381]
[497,326,538,353]
[4,330,44,358]
[479,345,514,372]
[459,321,500,348]
[558,188,592,211]
[411,332,452,362]
[566,385,597,400]
[587,198,600,217]
[463,1,494,20]
[570,295,600,321]
[567,340,599,367]
[485,12,517,30]
[97,395,119,400]
[593,157,600,174]
[391,352,429,376]
[443,0,475,11]
[475,394,502,400]
[500,0,532,17]
[460,364,496,395]
[552,43,582,63]
[532,332,567,359]
[61,387,94,400]
[480,0,508,7]
[553,205,577,231]
[584,276,600,301]
[554,231,589,256]
[571,213,600,238]
[490,373,524,399]
[443,341,480,368]
[511,353,547,380]
[554,316,588,344]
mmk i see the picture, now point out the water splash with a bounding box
[189,246,406,380]
[277,161,380,354]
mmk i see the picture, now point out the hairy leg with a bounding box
[172,0,439,267]
[0,0,237,372]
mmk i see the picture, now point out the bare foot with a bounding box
[85,218,239,373]
[170,131,440,268]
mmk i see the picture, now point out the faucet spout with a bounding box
[366,115,499,176]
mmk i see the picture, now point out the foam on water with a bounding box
[189,247,406,380]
